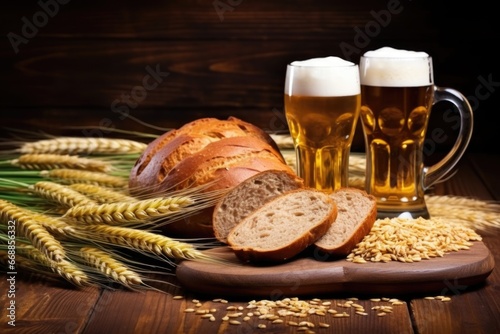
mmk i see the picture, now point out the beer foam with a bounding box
[285,56,360,96]
[360,47,433,87]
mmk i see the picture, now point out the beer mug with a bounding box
[284,57,361,193]
[359,47,473,218]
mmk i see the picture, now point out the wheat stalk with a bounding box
[69,183,136,203]
[11,153,113,173]
[0,199,67,262]
[30,181,97,208]
[63,196,194,225]
[426,195,500,231]
[270,134,294,149]
[19,137,147,155]
[17,244,90,287]
[79,246,143,288]
[40,169,128,188]
[77,225,213,262]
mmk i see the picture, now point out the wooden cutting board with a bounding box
[175,241,495,297]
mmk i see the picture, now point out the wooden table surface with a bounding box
[1,152,499,334]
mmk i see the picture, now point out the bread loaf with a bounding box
[128,117,293,238]
[212,169,304,243]
[314,188,377,256]
[227,189,338,263]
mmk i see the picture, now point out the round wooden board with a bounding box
[175,241,495,297]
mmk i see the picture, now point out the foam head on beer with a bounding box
[285,56,360,97]
[361,47,433,87]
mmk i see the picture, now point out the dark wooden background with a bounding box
[1,0,498,155]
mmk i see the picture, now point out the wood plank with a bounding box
[0,0,434,40]
[0,272,100,333]
[410,155,500,334]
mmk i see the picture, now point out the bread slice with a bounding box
[314,188,377,256]
[213,169,304,243]
[227,189,338,263]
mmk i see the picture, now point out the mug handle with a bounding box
[423,86,474,189]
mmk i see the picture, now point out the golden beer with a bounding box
[360,85,433,215]
[285,94,361,192]
[284,57,361,193]
[360,47,474,218]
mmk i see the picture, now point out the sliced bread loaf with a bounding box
[314,188,377,256]
[227,189,338,263]
[212,169,304,243]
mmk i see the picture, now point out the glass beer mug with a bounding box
[359,47,474,218]
[284,57,361,193]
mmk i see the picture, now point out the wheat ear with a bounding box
[30,212,77,239]
[19,137,147,155]
[0,199,67,262]
[426,195,500,231]
[78,225,212,262]
[17,244,90,287]
[63,196,194,225]
[69,183,136,203]
[40,168,128,188]
[30,181,97,208]
[79,247,143,288]
[0,249,61,280]
[11,153,113,173]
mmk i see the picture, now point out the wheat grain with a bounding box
[79,246,143,287]
[63,196,194,225]
[77,225,211,261]
[19,137,147,155]
[31,181,97,208]
[12,153,112,172]
[69,183,136,203]
[17,244,90,286]
[346,217,482,264]
[40,168,128,188]
[0,199,66,262]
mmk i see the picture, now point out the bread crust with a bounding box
[314,188,377,256]
[227,189,338,263]
[127,117,293,238]
[158,136,288,192]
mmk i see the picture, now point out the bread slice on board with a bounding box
[212,169,304,243]
[227,189,338,263]
[314,188,377,256]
